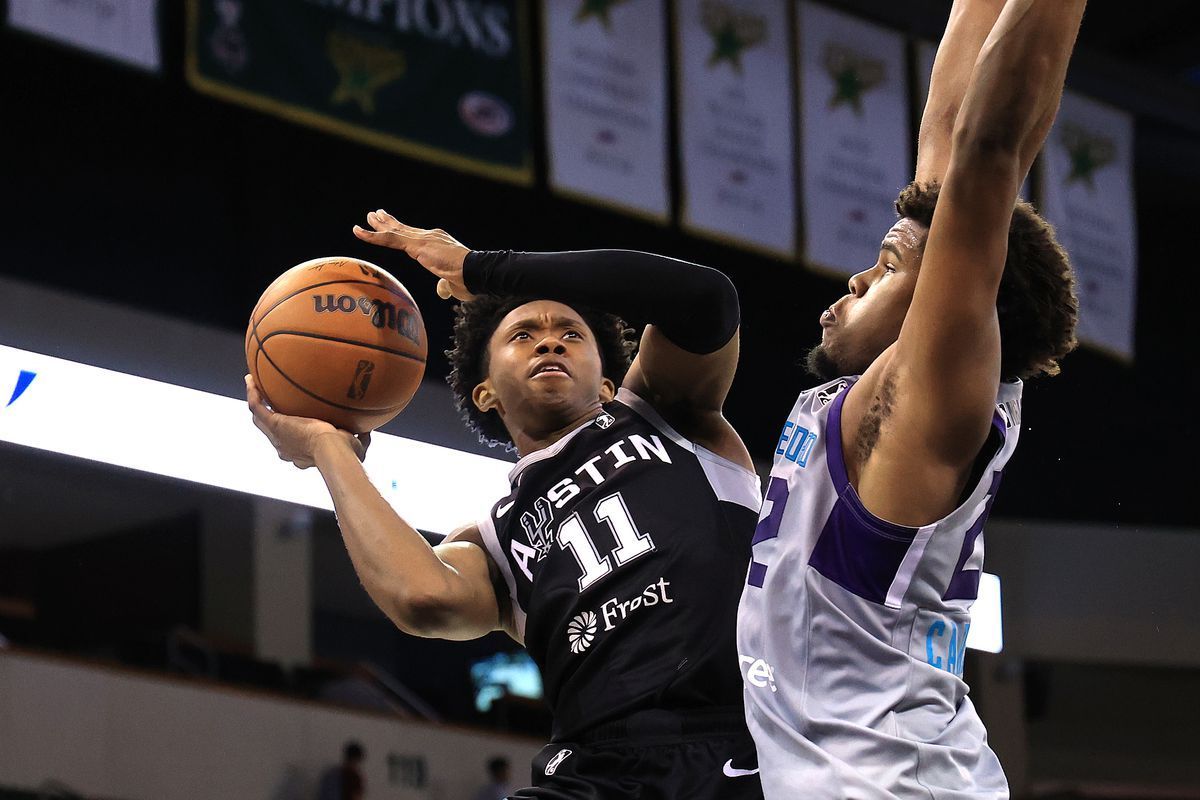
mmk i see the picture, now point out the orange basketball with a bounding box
[245,257,427,434]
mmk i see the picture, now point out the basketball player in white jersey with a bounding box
[738,1,1085,797]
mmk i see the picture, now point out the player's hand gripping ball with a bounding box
[245,257,427,434]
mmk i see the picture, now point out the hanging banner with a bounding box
[7,0,161,72]
[797,2,910,276]
[1041,91,1138,360]
[544,0,671,220]
[675,0,796,256]
[186,0,532,184]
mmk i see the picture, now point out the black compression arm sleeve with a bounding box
[462,249,739,355]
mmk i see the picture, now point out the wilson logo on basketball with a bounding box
[313,294,421,345]
[347,360,375,400]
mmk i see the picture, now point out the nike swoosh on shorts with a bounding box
[722,760,759,778]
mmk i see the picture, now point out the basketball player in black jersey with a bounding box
[247,216,764,799]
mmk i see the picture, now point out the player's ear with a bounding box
[598,378,615,403]
[473,379,501,413]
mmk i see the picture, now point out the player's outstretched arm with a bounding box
[855,0,1086,525]
[354,212,751,470]
[247,376,512,642]
[915,0,1005,184]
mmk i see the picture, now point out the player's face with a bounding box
[807,217,928,380]
[477,300,614,434]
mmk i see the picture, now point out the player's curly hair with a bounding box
[446,295,637,450]
[895,181,1079,380]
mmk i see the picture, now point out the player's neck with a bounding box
[507,402,607,458]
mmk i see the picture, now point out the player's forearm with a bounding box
[951,0,1085,172]
[312,435,461,635]
[463,249,739,355]
[915,0,1005,182]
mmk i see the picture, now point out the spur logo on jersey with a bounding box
[518,497,556,562]
[566,611,598,653]
[775,421,818,467]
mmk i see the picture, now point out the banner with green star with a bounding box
[185,0,532,184]
[797,2,910,277]
[675,0,795,257]
[543,0,671,220]
[1041,91,1137,361]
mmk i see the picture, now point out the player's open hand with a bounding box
[246,375,369,469]
[352,209,475,302]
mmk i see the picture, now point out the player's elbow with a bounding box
[385,583,458,638]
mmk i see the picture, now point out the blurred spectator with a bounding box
[472,756,513,800]
[317,740,366,800]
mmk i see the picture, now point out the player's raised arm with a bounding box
[354,213,749,469]
[857,0,1086,523]
[915,0,1006,184]
[246,376,512,642]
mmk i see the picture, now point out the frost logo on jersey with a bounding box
[599,577,673,631]
[594,411,615,429]
[567,612,598,653]
[545,748,573,776]
[519,497,556,561]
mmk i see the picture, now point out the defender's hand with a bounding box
[246,375,369,469]
[352,209,475,302]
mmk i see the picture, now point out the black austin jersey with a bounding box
[478,388,762,740]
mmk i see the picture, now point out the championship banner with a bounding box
[186,0,532,184]
[544,0,671,220]
[7,0,161,72]
[675,0,796,256]
[797,2,910,276]
[1041,91,1138,360]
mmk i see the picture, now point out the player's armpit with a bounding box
[622,326,754,472]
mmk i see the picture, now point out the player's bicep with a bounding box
[441,525,519,642]
[623,324,739,415]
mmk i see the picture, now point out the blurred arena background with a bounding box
[1,1,1197,798]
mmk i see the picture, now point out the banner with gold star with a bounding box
[797,2,910,276]
[543,0,671,220]
[675,0,795,256]
[1040,91,1138,360]
[7,0,161,72]
[185,0,532,184]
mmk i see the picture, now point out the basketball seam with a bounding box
[258,330,426,363]
[253,339,413,415]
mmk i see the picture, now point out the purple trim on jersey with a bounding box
[810,381,920,605]
[825,386,852,490]
[943,470,1004,602]
[747,561,768,588]
[992,409,1007,438]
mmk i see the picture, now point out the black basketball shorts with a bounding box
[511,709,763,800]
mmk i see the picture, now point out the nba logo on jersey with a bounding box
[594,412,615,429]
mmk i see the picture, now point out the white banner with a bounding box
[1040,91,1138,360]
[675,0,795,256]
[544,0,671,220]
[798,2,911,276]
[7,0,160,72]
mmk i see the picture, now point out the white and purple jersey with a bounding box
[737,376,1022,799]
